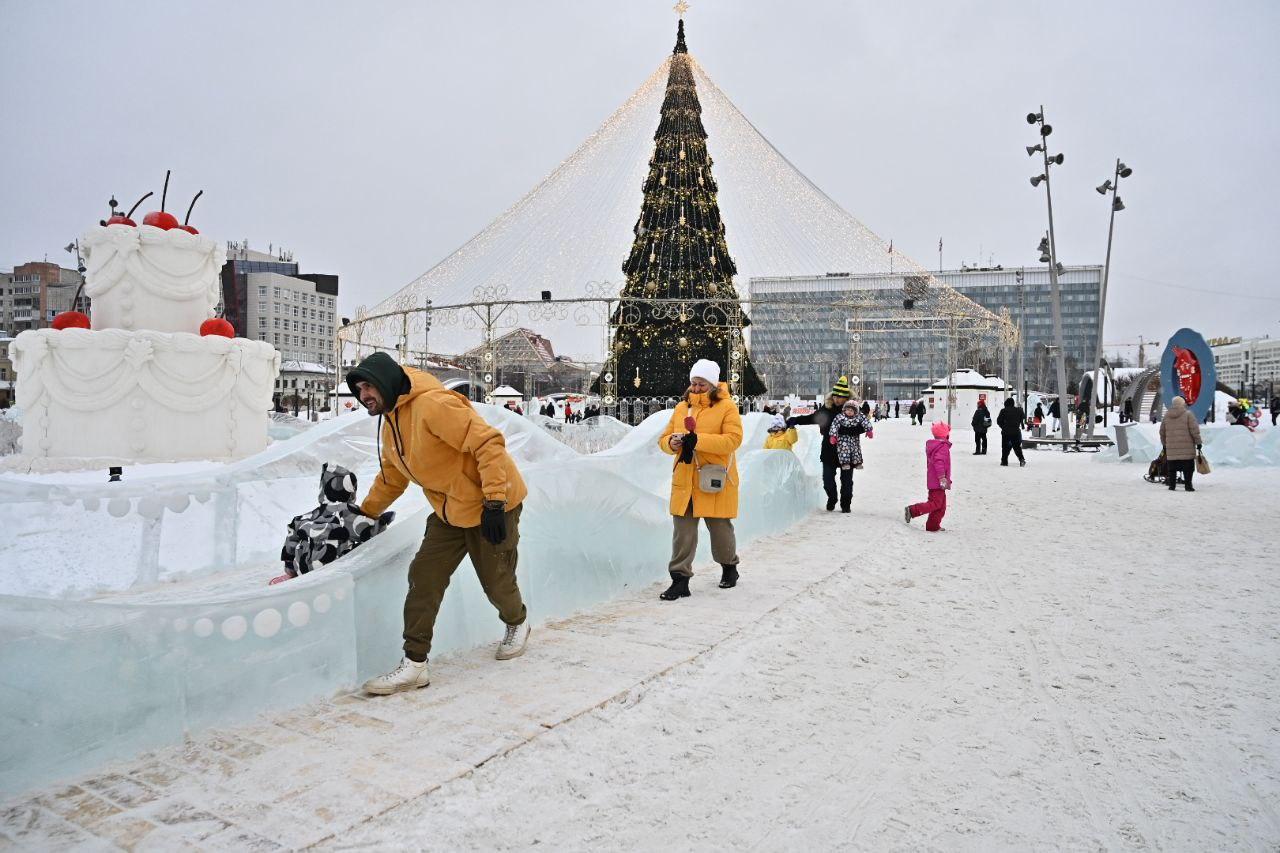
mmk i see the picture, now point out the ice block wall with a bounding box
[0,408,820,797]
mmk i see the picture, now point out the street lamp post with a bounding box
[1016,268,1026,409]
[1086,160,1133,438]
[1026,107,1072,440]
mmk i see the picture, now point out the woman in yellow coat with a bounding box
[657,359,743,600]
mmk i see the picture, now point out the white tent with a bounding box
[919,369,1009,428]
[491,385,524,408]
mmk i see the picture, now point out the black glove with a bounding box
[785,417,799,428]
[679,431,698,464]
[480,501,507,545]
[1196,444,1202,450]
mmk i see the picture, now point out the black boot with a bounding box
[826,498,836,512]
[718,564,739,589]
[660,572,691,601]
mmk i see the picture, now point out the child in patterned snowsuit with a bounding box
[826,400,873,512]
[271,464,395,584]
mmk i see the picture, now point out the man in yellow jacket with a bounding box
[346,352,530,695]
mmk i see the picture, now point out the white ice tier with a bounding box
[11,328,280,461]
[81,223,226,333]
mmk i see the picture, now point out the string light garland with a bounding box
[338,16,1014,398]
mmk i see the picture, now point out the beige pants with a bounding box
[668,503,738,577]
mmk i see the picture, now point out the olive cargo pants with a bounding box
[403,505,526,661]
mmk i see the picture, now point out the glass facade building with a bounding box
[747,266,1102,399]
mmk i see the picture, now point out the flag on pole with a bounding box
[938,238,943,252]
[887,239,893,253]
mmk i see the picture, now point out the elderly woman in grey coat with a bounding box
[1159,395,1202,491]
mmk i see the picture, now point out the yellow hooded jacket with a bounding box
[359,367,527,527]
[658,383,743,519]
[763,427,799,451]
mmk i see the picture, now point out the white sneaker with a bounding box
[496,622,530,660]
[362,657,430,695]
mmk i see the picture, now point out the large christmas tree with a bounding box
[604,17,766,400]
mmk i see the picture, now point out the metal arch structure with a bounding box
[335,289,1018,416]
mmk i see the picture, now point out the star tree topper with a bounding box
[673,0,690,17]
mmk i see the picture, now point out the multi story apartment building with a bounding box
[0,332,14,407]
[0,262,90,333]
[748,265,1102,399]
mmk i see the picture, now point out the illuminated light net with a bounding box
[344,54,1012,367]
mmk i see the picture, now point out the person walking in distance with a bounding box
[997,397,1027,467]
[659,359,744,599]
[1160,395,1202,491]
[904,421,953,532]
[347,352,531,695]
[971,399,992,455]
[788,376,853,511]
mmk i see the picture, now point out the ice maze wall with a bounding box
[0,409,820,797]
[1099,423,1280,467]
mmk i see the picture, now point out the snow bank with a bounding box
[0,405,819,796]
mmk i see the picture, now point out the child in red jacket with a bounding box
[904,422,952,532]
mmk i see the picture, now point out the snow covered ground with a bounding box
[2,418,1278,849]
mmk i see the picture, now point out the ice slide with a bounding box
[0,408,819,797]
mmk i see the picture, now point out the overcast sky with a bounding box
[3,0,1278,352]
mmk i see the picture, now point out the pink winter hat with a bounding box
[931,421,951,439]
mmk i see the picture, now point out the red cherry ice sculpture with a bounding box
[200,318,235,338]
[143,210,180,230]
[142,170,180,230]
[52,311,91,330]
[101,191,153,228]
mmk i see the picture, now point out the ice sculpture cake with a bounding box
[11,179,280,462]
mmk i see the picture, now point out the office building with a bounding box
[219,243,339,369]
[1210,336,1280,397]
[748,265,1102,398]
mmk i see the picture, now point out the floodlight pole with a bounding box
[1086,159,1125,439]
[1016,268,1026,409]
[1036,139,1072,440]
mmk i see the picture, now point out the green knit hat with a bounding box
[832,375,852,397]
[346,351,410,412]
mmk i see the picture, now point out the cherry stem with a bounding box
[125,192,153,220]
[184,190,203,226]
[161,170,170,212]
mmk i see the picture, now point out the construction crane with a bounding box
[1104,335,1161,368]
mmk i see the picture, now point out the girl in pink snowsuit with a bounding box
[905,422,952,532]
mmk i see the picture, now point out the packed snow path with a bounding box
[2,420,1278,850]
